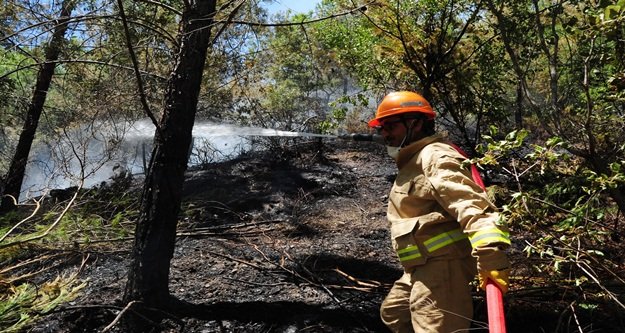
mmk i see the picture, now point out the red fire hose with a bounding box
[486,279,507,333]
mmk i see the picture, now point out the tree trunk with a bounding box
[0,0,75,213]
[123,0,216,330]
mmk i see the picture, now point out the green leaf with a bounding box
[587,249,605,256]
[505,130,518,141]
[546,136,563,147]
[605,6,621,20]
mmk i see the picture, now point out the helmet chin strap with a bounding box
[399,118,420,148]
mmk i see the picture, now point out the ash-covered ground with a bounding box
[27,139,623,332]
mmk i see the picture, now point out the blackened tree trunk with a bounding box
[0,0,75,213]
[123,0,216,330]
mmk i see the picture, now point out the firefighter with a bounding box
[369,91,511,332]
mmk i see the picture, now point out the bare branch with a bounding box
[134,0,182,16]
[214,2,374,28]
[210,0,246,45]
[0,59,167,82]
[0,196,43,242]
[0,14,178,47]
[116,0,162,135]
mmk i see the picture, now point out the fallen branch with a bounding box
[0,182,82,250]
[176,228,275,238]
[4,256,73,284]
[178,219,286,233]
[0,196,43,242]
[205,250,266,270]
[321,283,382,293]
[222,277,291,287]
[333,268,384,288]
[0,251,68,275]
[100,299,183,332]
[101,300,138,332]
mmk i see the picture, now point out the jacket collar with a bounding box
[395,134,445,169]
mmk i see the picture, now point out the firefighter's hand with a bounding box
[479,269,509,294]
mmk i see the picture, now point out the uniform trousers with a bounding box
[380,256,477,333]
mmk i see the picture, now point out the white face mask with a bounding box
[386,146,401,159]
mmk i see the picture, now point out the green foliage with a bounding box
[0,275,86,332]
[65,179,139,241]
[315,4,388,91]
[0,210,23,229]
[1,176,138,250]
[475,127,530,167]
[0,49,36,127]
[317,106,346,134]
[35,212,96,244]
[313,0,522,146]
[0,171,137,333]
[228,6,360,146]
[477,126,624,311]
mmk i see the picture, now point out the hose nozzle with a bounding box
[337,133,384,144]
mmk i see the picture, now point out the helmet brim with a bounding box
[367,118,382,128]
[368,110,435,128]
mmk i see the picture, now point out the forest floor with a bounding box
[11,139,625,332]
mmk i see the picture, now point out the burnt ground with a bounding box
[24,139,625,332]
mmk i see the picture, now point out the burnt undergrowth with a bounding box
[2,139,625,332]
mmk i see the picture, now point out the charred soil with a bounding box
[20,139,625,332]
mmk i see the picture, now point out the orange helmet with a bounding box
[368,91,435,127]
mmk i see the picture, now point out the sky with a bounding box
[265,0,322,14]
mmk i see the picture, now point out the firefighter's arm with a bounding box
[423,147,511,291]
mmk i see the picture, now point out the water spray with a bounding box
[189,121,384,143]
[21,119,385,200]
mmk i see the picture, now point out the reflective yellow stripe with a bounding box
[397,245,421,261]
[397,229,469,262]
[469,228,511,248]
[424,229,468,252]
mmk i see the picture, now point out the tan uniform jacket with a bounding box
[388,134,510,272]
